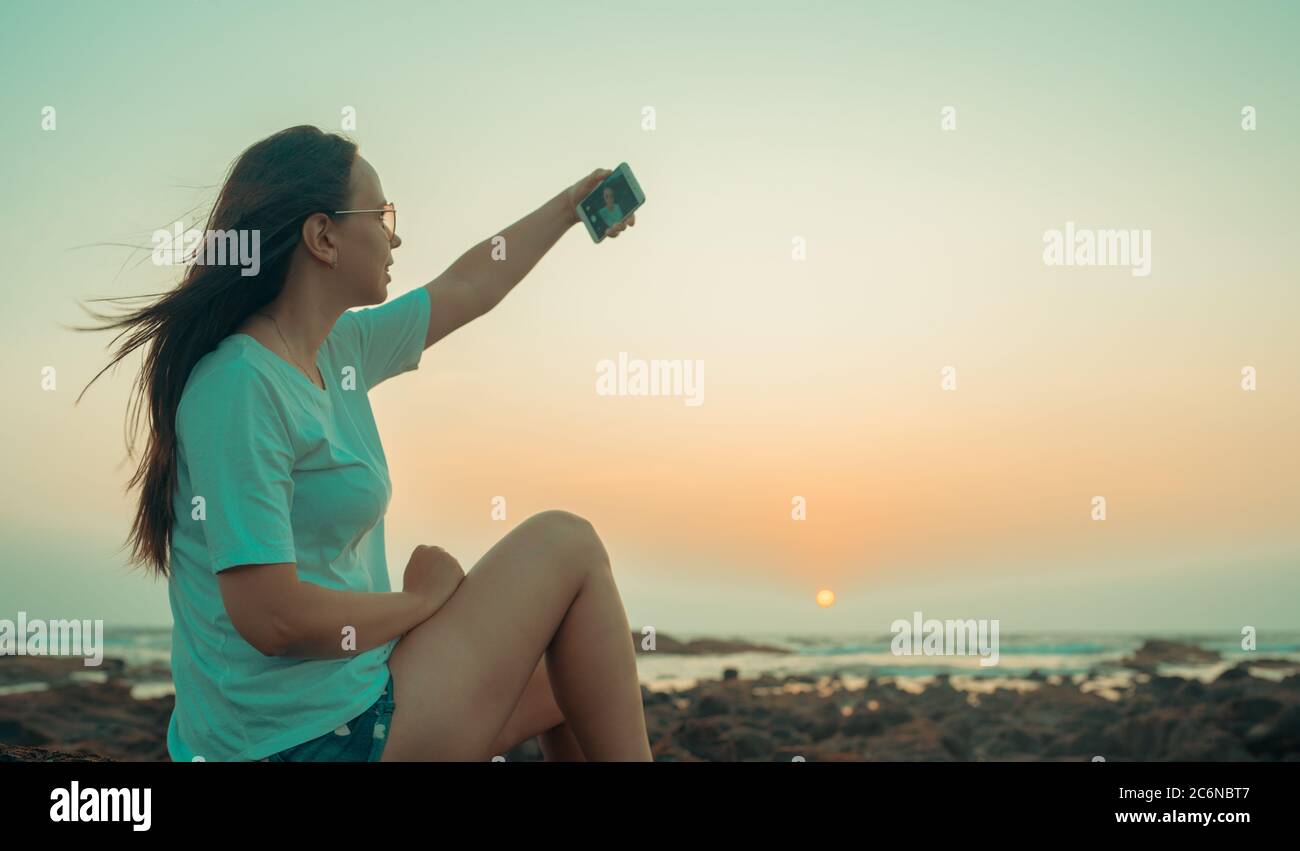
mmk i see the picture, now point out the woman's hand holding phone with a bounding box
[564,168,637,237]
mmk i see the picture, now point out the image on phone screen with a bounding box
[581,169,640,241]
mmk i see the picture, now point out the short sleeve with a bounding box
[177,364,297,573]
[330,286,431,389]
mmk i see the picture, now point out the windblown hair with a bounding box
[73,125,358,578]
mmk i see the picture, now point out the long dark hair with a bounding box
[73,125,358,579]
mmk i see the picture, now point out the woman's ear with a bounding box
[300,212,338,267]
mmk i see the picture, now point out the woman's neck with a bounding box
[236,272,342,366]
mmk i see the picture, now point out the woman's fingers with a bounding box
[606,215,636,238]
[575,168,610,199]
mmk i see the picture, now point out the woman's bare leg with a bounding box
[537,721,586,762]
[488,656,587,761]
[381,510,652,761]
[542,539,651,760]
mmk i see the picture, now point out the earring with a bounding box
[331,257,338,269]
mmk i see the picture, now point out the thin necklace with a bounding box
[256,311,323,389]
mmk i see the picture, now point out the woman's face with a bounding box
[603,187,615,206]
[335,155,401,304]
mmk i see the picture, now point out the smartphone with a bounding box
[577,162,645,243]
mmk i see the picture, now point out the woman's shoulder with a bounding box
[177,338,284,422]
[322,286,430,381]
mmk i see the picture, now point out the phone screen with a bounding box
[580,169,641,240]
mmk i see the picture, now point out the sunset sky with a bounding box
[2,1,1297,635]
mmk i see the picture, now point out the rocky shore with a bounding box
[3,639,1298,762]
[635,661,1300,762]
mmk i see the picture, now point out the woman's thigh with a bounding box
[381,510,608,761]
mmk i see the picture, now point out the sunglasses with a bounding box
[331,201,396,242]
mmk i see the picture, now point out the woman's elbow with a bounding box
[230,612,289,657]
[217,563,301,657]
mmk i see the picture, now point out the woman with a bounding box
[597,186,625,229]
[77,125,648,762]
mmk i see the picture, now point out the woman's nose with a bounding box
[391,233,402,249]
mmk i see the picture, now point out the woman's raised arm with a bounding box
[419,168,634,349]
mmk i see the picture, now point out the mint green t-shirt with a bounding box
[166,285,431,762]
[598,203,624,227]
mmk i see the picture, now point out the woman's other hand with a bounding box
[402,544,466,617]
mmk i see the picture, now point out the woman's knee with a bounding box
[524,509,610,570]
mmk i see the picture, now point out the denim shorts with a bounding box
[260,671,395,762]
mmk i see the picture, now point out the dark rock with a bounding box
[1225,697,1283,725]
[842,712,885,737]
[730,727,774,760]
[1168,728,1254,761]
[941,735,970,759]
[1046,728,1119,759]
[977,726,1040,759]
[674,718,734,761]
[1216,667,1252,683]
[792,703,841,742]
[0,719,50,746]
[643,687,675,707]
[1122,640,1220,671]
[0,743,114,763]
[1245,706,1300,758]
[695,694,731,717]
[631,631,788,656]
